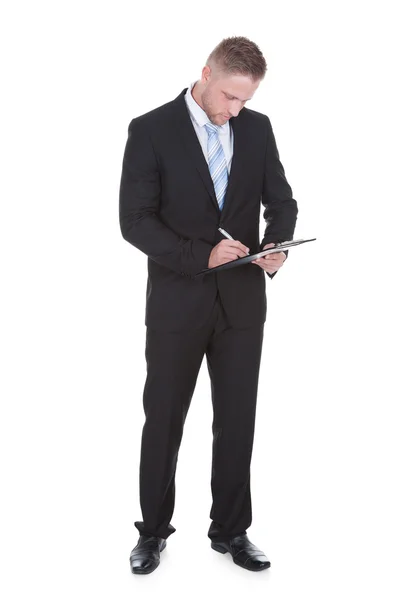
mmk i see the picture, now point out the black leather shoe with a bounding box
[211,533,270,571]
[129,535,166,575]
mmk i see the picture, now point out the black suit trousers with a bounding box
[134,294,264,542]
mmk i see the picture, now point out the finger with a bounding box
[262,251,280,260]
[224,249,248,260]
[223,240,250,254]
[253,261,277,273]
[260,255,283,265]
[257,257,281,268]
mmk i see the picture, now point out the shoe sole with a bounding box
[130,540,166,575]
[211,542,271,571]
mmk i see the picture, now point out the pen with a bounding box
[218,227,234,240]
[218,227,250,255]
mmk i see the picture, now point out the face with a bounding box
[199,66,261,125]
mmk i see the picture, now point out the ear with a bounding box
[202,65,211,83]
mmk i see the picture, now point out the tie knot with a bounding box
[204,122,219,136]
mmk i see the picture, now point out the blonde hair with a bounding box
[206,36,267,81]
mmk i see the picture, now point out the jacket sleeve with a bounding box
[260,116,299,280]
[119,119,213,277]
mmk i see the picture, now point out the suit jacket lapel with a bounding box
[172,90,219,212]
[172,89,247,215]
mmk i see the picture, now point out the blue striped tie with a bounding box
[204,123,228,211]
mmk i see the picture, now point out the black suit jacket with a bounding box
[119,88,298,332]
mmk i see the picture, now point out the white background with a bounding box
[1,0,399,598]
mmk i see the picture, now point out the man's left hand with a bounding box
[251,242,287,274]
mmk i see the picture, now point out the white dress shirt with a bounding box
[184,81,234,174]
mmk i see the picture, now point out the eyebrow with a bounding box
[224,91,253,102]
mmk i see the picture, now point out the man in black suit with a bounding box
[119,36,298,574]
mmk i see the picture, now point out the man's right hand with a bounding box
[208,239,250,269]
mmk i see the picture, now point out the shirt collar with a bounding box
[185,81,230,134]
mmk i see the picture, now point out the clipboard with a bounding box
[195,238,316,276]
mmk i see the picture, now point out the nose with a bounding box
[228,101,243,118]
